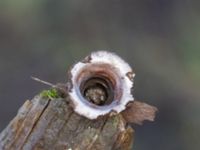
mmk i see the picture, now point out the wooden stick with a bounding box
[0,93,135,150]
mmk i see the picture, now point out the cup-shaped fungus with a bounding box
[68,51,135,119]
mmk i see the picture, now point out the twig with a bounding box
[31,76,56,88]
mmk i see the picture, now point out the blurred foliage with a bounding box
[0,0,200,150]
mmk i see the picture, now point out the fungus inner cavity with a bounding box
[81,77,114,106]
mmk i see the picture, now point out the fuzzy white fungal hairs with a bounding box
[69,51,135,119]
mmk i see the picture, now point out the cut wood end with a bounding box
[122,100,158,125]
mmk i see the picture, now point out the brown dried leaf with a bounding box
[122,100,158,125]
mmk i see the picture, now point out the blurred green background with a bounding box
[0,0,200,149]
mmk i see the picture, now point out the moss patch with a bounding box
[40,89,60,100]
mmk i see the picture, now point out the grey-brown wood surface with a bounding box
[0,94,134,150]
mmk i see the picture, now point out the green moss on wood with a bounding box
[40,89,60,100]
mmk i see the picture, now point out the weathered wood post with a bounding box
[0,51,157,150]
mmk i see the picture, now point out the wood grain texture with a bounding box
[0,94,134,150]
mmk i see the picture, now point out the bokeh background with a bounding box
[0,0,200,150]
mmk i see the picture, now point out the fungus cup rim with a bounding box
[68,51,135,119]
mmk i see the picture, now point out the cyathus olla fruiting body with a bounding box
[68,51,135,119]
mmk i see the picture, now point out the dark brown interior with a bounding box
[80,76,114,106]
